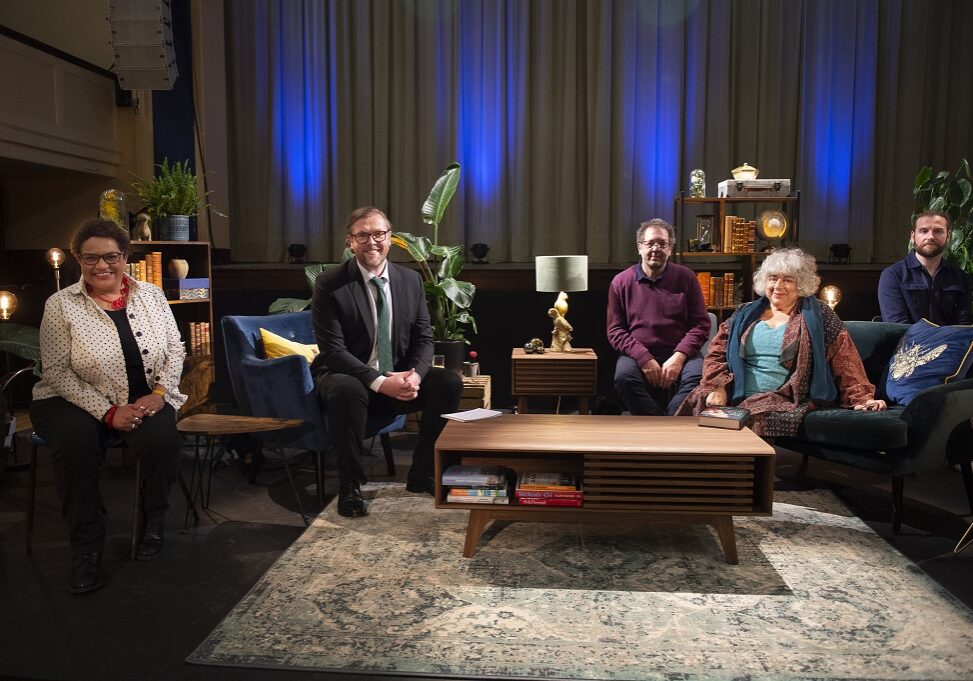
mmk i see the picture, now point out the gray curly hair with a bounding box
[752,247,821,298]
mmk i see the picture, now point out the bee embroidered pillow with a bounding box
[885,320,973,406]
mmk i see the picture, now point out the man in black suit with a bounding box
[311,206,462,517]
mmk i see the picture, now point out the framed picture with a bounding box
[695,214,715,251]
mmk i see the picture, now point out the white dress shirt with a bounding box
[356,260,393,392]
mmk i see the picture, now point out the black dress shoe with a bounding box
[337,481,367,517]
[405,476,436,495]
[136,521,165,561]
[70,552,103,594]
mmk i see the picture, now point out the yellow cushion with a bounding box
[259,328,319,363]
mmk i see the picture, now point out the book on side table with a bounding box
[699,406,750,430]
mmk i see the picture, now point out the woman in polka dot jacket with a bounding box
[30,218,187,594]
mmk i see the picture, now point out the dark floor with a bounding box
[1,421,971,681]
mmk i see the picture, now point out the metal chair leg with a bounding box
[26,440,38,554]
[381,433,396,476]
[275,446,309,526]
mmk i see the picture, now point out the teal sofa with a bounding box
[778,321,973,532]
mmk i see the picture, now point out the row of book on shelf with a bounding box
[696,271,737,308]
[183,322,212,356]
[695,215,756,254]
[441,465,582,507]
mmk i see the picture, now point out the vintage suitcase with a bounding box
[718,179,792,198]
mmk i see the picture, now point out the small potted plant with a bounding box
[131,158,203,241]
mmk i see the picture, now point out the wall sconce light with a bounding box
[820,285,841,310]
[535,255,588,352]
[46,247,65,291]
[0,290,18,320]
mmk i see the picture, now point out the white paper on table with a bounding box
[441,408,503,422]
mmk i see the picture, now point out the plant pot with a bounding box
[159,215,190,241]
[434,340,465,375]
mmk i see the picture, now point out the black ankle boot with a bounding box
[70,552,103,593]
[136,520,165,561]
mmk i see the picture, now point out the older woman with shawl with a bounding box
[677,248,886,436]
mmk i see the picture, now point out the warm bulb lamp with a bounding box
[0,290,18,320]
[820,285,841,311]
[46,247,65,291]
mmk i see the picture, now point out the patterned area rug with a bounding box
[188,484,973,680]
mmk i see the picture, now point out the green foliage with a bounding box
[393,163,476,342]
[913,159,973,273]
[131,158,210,219]
[0,323,41,367]
[268,263,339,314]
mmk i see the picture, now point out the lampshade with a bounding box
[535,255,588,293]
[0,290,17,320]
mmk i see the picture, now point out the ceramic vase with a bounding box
[167,259,189,279]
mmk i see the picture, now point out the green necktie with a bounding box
[370,277,393,373]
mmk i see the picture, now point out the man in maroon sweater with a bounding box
[608,218,711,415]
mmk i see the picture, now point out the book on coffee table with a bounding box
[699,406,750,430]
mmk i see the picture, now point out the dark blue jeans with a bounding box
[613,353,703,416]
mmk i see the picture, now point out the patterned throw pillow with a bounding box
[259,327,318,363]
[885,320,973,405]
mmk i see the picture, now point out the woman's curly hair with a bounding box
[752,247,820,298]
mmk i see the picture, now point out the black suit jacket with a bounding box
[311,258,433,387]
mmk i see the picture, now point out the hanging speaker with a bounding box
[108,0,179,90]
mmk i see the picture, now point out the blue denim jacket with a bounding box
[878,251,972,325]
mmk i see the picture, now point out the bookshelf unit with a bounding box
[673,191,800,320]
[127,240,214,414]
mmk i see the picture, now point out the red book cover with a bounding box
[516,497,582,507]
[514,489,583,499]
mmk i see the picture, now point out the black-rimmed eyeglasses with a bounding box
[350,230,390,244]
[79,252,125,265]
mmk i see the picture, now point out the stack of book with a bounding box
[127,252,163,287]
[441,464,512,504]
[514,472,582,507]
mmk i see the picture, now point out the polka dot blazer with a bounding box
[32,275,188,420]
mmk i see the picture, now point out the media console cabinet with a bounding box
[434,414,775,563]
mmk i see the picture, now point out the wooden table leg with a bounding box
[578,397,589,415]
[463,509,491,557]
[711,515,738,564]
[517,397,528,414]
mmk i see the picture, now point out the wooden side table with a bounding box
[511,348,597,414]
[177,414,305,526]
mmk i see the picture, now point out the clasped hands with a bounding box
[641,352,686,389]
[110,394,166,431]
[378,368,421,401]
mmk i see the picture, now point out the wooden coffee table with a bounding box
[434,414,775,563]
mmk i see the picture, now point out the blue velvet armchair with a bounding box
[221,311,404,502]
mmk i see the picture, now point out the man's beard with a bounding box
[643,254,667,272]
[915,240,945,258]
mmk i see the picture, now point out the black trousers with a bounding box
[316,368,463,484]
[29,397,181,553]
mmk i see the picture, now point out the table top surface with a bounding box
[511,348,597,360]
[176,413,304,436]
[436,414,773,456]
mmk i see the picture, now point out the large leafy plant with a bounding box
[913,159,972,272]
[393,163,476,342]
[268,263,337,314]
